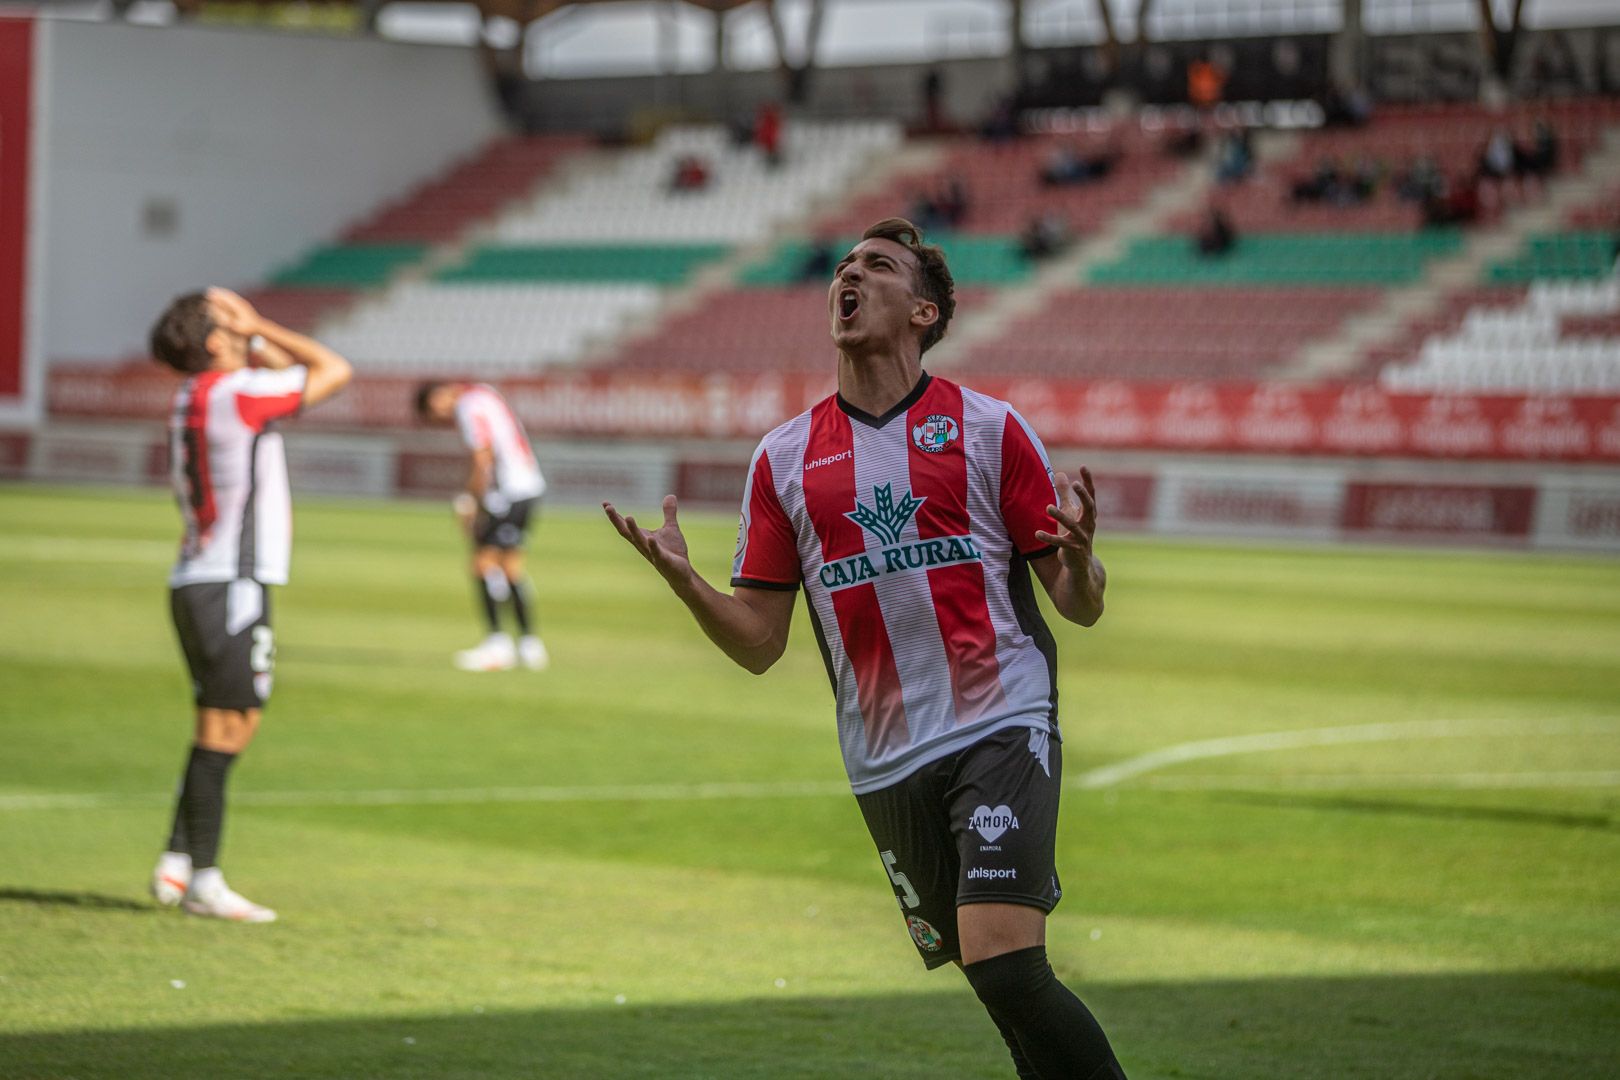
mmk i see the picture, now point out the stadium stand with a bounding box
[315,120,905,373]
[1166,100,1620,235]
[956,286,1383,380]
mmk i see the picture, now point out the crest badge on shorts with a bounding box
[911,414,959,454]
[907,915,944,952]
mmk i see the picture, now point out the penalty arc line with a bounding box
[0,716,1616,812]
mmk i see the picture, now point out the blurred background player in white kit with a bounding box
[414,381,549,672]
[148,288,352,922]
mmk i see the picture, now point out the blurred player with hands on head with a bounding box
[415,381,548,672]
[606,218,1125,1078]
[148,287,352,922]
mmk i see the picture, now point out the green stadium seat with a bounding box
[438,244,730,285]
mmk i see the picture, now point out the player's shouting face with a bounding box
[829,237,940,359]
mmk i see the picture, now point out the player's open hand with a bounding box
[1035,466,1098,571]
[604,495,693,584]
[206,287,261,337]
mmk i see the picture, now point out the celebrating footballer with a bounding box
[606,217,1126,1079]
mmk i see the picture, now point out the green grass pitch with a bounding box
[1,483,1617,1079]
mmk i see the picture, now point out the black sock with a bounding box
[473,575,500,633]
[986,1005,1041,1080]
[508,575,533,636]
[963,946,1126,1080]
[165,752,190,855]
[176,746,237,870]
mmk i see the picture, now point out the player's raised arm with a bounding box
[603,495,795,675]
[1032,466,1107,627]
[207,287,352,407]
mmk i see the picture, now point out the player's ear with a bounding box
[911,299,939,331]
[202,326,229,361]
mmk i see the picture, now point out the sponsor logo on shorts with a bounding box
[907,915,944,952]
[911,414,960,454]
[967,867,1017,881]
[970,805,1020,844]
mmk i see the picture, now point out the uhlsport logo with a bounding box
[967,867,1017,881]
[907,915,944,952]
[970,805,1020,843]
[818,483,982,590]
[911,414,960,454]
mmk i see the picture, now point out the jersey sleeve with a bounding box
[455,396,494,452]
[233,367,308,433]
[730,441,801,590]
[1000,407,1060,558]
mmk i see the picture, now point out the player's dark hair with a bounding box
[414,380,448,419]
[861,217,956,354]
[149,292,215,374]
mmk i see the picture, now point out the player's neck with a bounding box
[836,350,923,421]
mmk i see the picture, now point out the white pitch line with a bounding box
[1139,771,1620,791]
[0,717,1614,812]
[0,536,173,564]
[1068,717,1620,790]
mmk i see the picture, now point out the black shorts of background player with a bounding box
[148,287,351,922]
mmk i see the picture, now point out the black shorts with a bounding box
[474,497,538,550]
[170,580,275,711]
[855,724,1063,969]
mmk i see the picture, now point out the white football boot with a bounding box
[518,635,550,672]
[181,867,277,923]
[150,851,192,907]
[454,633,516,672]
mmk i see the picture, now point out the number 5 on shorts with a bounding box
[250,626,275,673]
[881,849,920,909]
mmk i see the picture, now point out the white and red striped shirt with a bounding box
[454,384,545,508]
[732,373,1062,794]
[168,367,307,588]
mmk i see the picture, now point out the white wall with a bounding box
[39,20,500,362]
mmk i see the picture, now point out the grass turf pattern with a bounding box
[0,485,1616,1078]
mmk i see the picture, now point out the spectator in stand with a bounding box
[1162,114,1205,159]
[935,175,970,229]
[1515,118,1559,182]
[979,95,1019,143]
[797,234,837,283]
[1196,205,1236,258]
[1478,128,1516,183]
[1019,211,1073,262]
[755,101,783,168]
[921,68,948,134]
[1397,155,1444,204]
[1188,56,1225,110]
[1214,128,1253,185]
[1423,172,1481,228]
[1291,157,1345,204]
[669,155,711,193]
[1039,140,1122,186]
[1321,82,1372,128]
[1347,154,1381,204]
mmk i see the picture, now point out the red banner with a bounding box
[0,17,34,402]
[47,366,1620,464]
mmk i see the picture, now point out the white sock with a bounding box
[189,866,224,898]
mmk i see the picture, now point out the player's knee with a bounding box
[962,945,1056,1023]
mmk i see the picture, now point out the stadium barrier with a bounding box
[22,416,1619,552]
[47,368,1620,465]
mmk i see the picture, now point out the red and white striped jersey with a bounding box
[168,367,307,587]
[454,384,545,507]
[732,373,1062,794]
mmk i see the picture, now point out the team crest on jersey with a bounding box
[911,414,959,454]
[907,915,944,952]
